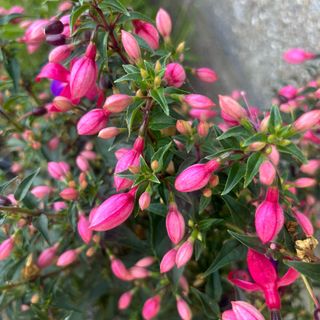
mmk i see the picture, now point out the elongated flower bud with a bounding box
[176,239,193,268]
[31,185,53,199]
[164,63,186,88]
[77,214,92,244]
[176,297,192,320]
[166,203,185,244]
[295,211,314,237]
[195,67,218,83]
[133,20,159,50]
[56,249,78,267]
[255,187,284,244]
[189,108,217,120]
[98,127,121,140]
[77,109,109,136]
[259,160,276,186]
[176,120,192,135]
[229,301,265,320]
[160,248,177,273]
[142,295,161,320]
[49,44,73,63]
[111,257,133,281]
[197,121,209,137]
[37,243,58,268]
[118,291,133,310]
[139,191,151,211]
[103,94,133,113]
[129,266,150,279]
[59,187,79,201]
[48,161,70,180]
[53,96,74,112]
[53,201,67,212]
[0,237,14,260]
[267,145,280,166]
[174,159,220,192]
[76,155,89,172]
[156,8,172,39]
[89,188,136,231]
[121,30,141,62]
[219,95,247,122]
[184,94,215,109]
[135,256,155,267]
[283,48,315,64]
[300,159,320,175]
[293,110,320,132]
[294,177,317,188]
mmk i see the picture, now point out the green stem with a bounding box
[301,274,320,308]
[0,107,24,132]
[0,206,41,216]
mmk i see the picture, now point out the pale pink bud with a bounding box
[53,201,67,212]
[58,1,72,12]
[166,203,185,244]
[283,48,315,64]
[294,177,316,188]
[267,145,280,166]
[160,248,177,273]
[179,276,189,295]
[0,237,14,260]
[56,249,78,267]
[255,187,284,244]
[156,8,172,39]
[31,185,53,199]
[48,137,60,150]
[219,95,247,122]
[103,94,133,113]
[189,108,217,120]
[89,188,136,231]
[259,160,276,186]
[259,114,270,132]
[293,110,320,132]
[121,30,141,62]
[76,155,89,172]
[133,20,159,50]
[303,130,320,144]
[48,161,70,180]
[23,19,48,44]
[176,239,194,268]
[176,120,192,135]
[80,150,96,160]
[111,258,133,281]
[184,94,215,109]
[59,187,79,201]
[278,85,298,100]
[142,295,161,320]
[129,266,150,279]
[197,121,209,138]
[49,44,73,63]
[98,127,121,140]
[228,301,265,320]
[77,109,109,135]
[195,67,218,83]
[176,297,192,320]
[77,215,92,244]
[300,160,320,175]
[118,291,133,310]
[295,211,314,237]
[174,159,220,192]
[135,256,155,267]
[53,96,74,112]
[164,63,186,88]
[37,243,58,268]
[139,191,151,210]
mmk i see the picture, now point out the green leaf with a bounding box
[118,11,154,24]
[114,72,141,83]
[149,109,175,130]
[277,143,307,164]
[217,126,250,140]
[199,218,224,232]
[70,4,90,34]
[33,214,50,245]
[221,163,245,195]
[0,177,18,194]
[14,169,40,201]
[244,152,264,187]
[203,239,246,277]
[151,142,172,173]
[122,64,139,74]
[199,196,211,214]
[228,230,265,253]
[126,100,144,136]
[150,88,170,116]
[268,105,282,133]
[284,260,320,283]
[3,56,20,92]
[100,0,130,15]
[242,132,267,147]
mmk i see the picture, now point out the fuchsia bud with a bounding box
[70,43,97,99]
[77,214,92,244]
[53,201,67,212]
[111,257,133,281]
[56,249,78,267]
[176,239,194,268]
[135,256,155,267]
[133,20,159,50]
[53,96,74,112]
[294,211,314,237]
[77,109,109,135]
[189,108,217,120]
[176,297,192,320]
[183,94,215,109]
[294,177,317,188]
[222,301,265,320]
[142,295,161,320]
[139,191,151,210]
[115,148,130,160]
[283,48,315,64]
[219,95,247,123]
[76,155,89,172]
[121,30,141,62]
[197,121,209,137]
[267,145,280,166]
[31,185,53,199]
[160,248,177,273]
[293,110,320,132]
[81,150,96,160]
[89,188,136,231]
[259,160,276,186]
[48,161,70,180]
[174,159,220,192]
[300,159,320,175]
[103,94,133,113]
[195,67,218,83]
[118,291,133,310]
[255,187,284,244]
[0,237,14,260]
[278,85,298,100]
[37,243,59,268]
[129,266,150,279]
[166,203,185,244]
[114,137,144,191]
[59,188,79,201]
[164,63,186,88]
[156,8,172,39]
[98,127,121,140]
[179,276,190,295]
[49,44,73,63]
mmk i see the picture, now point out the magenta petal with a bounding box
[36,62,70,83]
[228,272,260,292]
[277,268,300,287]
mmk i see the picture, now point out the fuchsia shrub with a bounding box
[0,0,319,319]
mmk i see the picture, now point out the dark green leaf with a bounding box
[277,143,307,164]
[217,126,250,140]
[284,260,320,283]
[114,72,141,83]
[242,132,267,147]
[0,177,18,194]
[70,4,90,34]
[151,142,172,173]
[221,163,245,195]
[14,169,40,201]
[126,99,144,136]
[33,214,50,245]
[100,0,130,15]
[244,152,264,187]
[3,56,20,92]
[268,105,282,133]
[199,196,211,214]
[199,218,224,232]
[150,88,170,116]
[228,230,265,253]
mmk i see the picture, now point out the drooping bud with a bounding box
[53,96,74,111]
[194,67,218,83]
[135,256,155,267]
[219,95,247,123]
[176,120,192,135]
[49,44,73,63]
[176,239,194,268]
[121,30,141,62]
[267,145,280,166]
[156,8,172,40]
[56,249,78,267]
[129,266,150,279]
[48,161,70,180]
[183,94,215,109]
[37,243,59,268]
[103,94,133,113]
[300,159,320,175]
[197,121,209,138]
[139,191,151,211]
[176,297,192,320]
[294,177,317,188]
[76,155,89,172]
[98,127,121,140]
[160,248,177,273]
[142,295,161,320]
[111,257,133,281]
[164,63,186,88]
[31,185,53,199]
[59,187,79,201]
[77,109,109,136]
[292,110,320,132]
[118,291,133,310]
[294,211,314,237]
[259,160,276,186]
[133,20,159,50]
[77,214,92,244]
[0,237,14,260]
[166,203,185,245]
[283,48,315,64]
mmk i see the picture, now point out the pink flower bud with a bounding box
[195,67,218,83]
[174,159,220,192]
[56,249,78,267]
[89,188,136,231]
[80,150,96,160]
[283,48,315,64]
[76,155,89,172]
[278,85,298,100]
[227,301,265,320]
[115,148,130,160]
[0,237,14,260]
[23,19,48,45]
[259,160,276,186]
[164,63,186,88]
[293,110,320,132]
[267,145,280,166]
[176,120,192,135]
[222,310,237,320]
[294,177,317,188]
[197,121,209,137]
[77,109,109,136]
[121,30,141,62]
[133,20,159,50]
[103,94,133,113]
[160,248,177,273]
[295,211,314,237]
[48,161,70,180]
[53,201,67,212]
[303,130,320,144]
[142,295,161,320]
[166,203,185,244]
[129,266,150,279]
[139,191,151,210]
[156,8,172,39]
[219,95,247,122]
[77,214,92,244]
[176,239,194,268]
[98,127,121,140]
[176,297,192,320]
[53,96,74,112]
[184,94,215,109]
[31,185,53,199]
[179,276,189,295]
[70,43,97,99]
[37,243,59,268]
[49,44,73,63]
[255,187,284,244]
[59,188,79,201]
[189,108,217,120]
[48,137,60,150]
[259,114,270,132]
[58,1,72,12]
[111,257,133,281]
[118,291,133,310]
[135,256,155,267]
[300,159,320,175]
